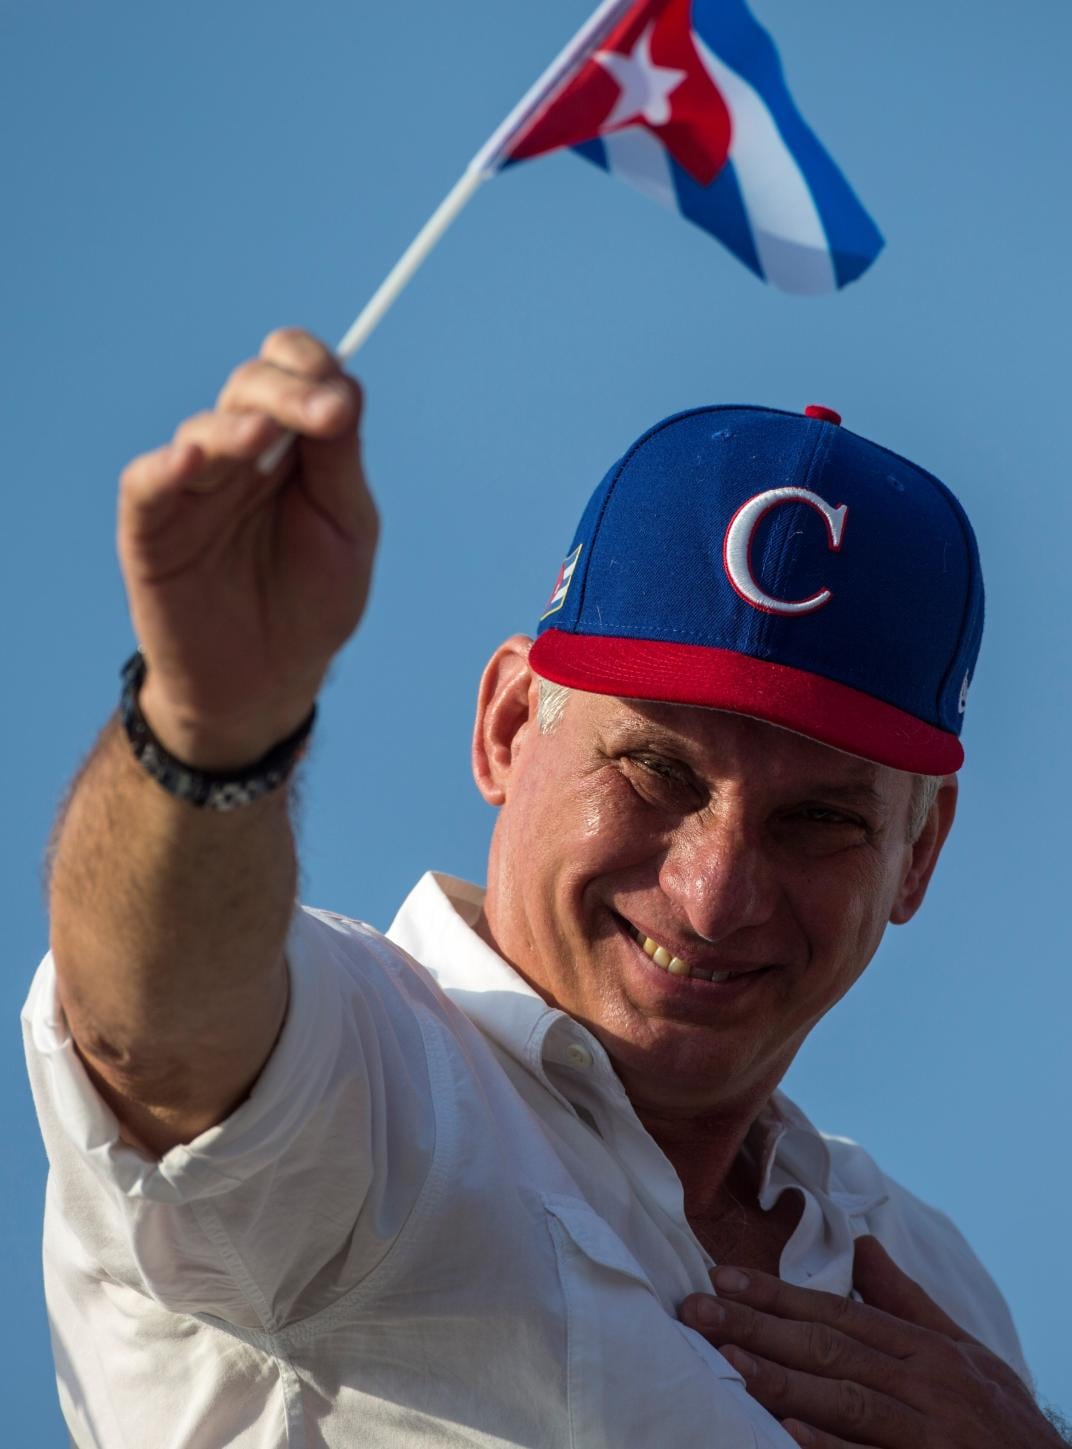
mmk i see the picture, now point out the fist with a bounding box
[118,328,377,768]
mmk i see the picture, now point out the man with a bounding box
[25,328,1064,1447]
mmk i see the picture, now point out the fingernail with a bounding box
[239,411,273,443]
[305,384,347,425]
[725,1347,757,1378]
[693,1298,724,1329]
[714,1266,750,1293]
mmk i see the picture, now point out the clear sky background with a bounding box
[3,1,1070,1439]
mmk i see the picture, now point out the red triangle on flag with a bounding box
[508,0,732,187]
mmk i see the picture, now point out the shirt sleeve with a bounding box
[22,907,439,1334]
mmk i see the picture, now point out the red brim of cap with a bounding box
[529,631,963,775]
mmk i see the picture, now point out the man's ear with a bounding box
[472,635,538,807]
[889,778,958,925]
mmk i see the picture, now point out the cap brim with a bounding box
[529,630,963,775]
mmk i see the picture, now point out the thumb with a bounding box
[853,1236,978,1343]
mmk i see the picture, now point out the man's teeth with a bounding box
[630,927,746,983]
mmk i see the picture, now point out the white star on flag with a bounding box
[595,21,688,131]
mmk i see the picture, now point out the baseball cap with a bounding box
[529,404,984,774]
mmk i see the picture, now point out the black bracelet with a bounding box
[118,652,316,811]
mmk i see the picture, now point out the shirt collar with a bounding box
[387,872,565,1071]
[750,1092,834,1200]
[387,871,835,1195]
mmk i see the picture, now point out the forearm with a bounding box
[48,714,296,1151]
[47,327,370,1152]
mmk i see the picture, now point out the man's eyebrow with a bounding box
[612,718,683,739]
[607,719,700,753]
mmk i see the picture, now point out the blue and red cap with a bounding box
[529,404,984,774]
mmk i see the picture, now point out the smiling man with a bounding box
[25,330,1065,1447]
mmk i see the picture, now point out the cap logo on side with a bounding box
[723,486,849,616]
[541,544,583,621]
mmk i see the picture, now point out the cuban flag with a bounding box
[498,0,882,294]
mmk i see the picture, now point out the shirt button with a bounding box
[566,1042,593,1070]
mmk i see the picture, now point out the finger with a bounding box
[681,1295,907,1398]
[286,373,373,543]
[852,1237,979,1345]
[259,326,339,380]
[217,358,357,437]
[175,409,280,457]
[169,409,283,493]
[781,1419,872,1449]
[719,1344,918,1448]
[119,440,207,527]
[709,1266,922,1358]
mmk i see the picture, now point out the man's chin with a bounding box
[590,1017,764,1116]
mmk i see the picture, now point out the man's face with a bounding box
[475,643,954,1118]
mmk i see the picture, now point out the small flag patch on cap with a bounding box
[541,544,584,620]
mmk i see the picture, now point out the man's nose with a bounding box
[659,818,779,945]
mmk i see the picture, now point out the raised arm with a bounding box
[48,329,377,1155]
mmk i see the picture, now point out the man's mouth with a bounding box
[623,922,761,984]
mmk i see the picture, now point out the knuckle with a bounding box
[763,1360,789,1401]
[173,411,215,443]
[263,325,308,351]
[922,1336,969,1387]
[825,1292,858,1333]
[119,448,165,498]
[714,1302,751,1341]
[219,357,262,401]
[119,454,146,492]
[965,1340,1018,1392]
[935,1337,964,1369]
[834,1377,870,1430]
[804,1321,842,1372]
[262,326,336,377]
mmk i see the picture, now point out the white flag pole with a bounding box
[258,0,635,473]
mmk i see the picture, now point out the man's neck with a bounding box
[635,1102,764,1220]
[637,1098,803,1274]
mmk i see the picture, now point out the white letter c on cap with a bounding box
[723,487,848,615]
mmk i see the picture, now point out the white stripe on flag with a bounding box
[602,127,678,211]
[695,38,837,294]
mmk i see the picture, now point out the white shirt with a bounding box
[23,872,1028,1448]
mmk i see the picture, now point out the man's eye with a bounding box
[793,806,866,828]
[634,756,679,780]
[623,755,697,803]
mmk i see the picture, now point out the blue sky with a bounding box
[3,1,1070,1437]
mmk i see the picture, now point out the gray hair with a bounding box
[536,678,572,734]
[536,678,942,842]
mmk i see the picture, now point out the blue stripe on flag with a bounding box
[572,139,763,280]
[691,0,883,287]
[669,158,763,281]
[572,137,610,172]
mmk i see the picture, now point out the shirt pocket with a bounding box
[543,1194,770,1449]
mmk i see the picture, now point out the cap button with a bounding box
[804,404,842,425]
